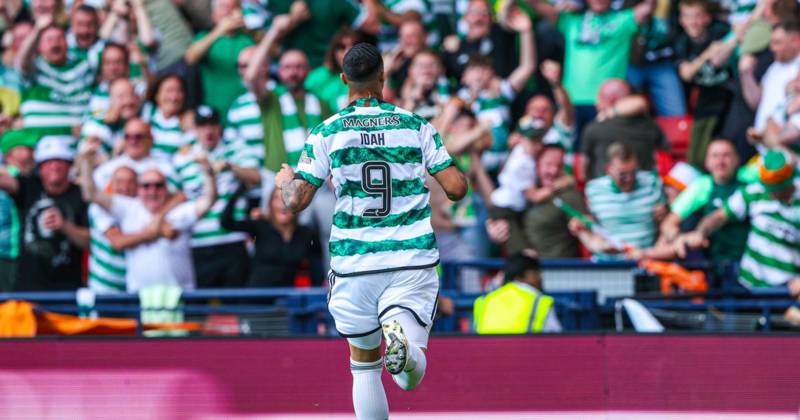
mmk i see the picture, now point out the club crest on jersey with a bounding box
[360,132,385,146]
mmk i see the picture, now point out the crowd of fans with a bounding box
[0,0,799,298]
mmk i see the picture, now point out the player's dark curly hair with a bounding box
[342,43,383,83]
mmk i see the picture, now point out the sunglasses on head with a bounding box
[139,181,166,189]
[125,133,148,141]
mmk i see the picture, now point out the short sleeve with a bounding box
[499,79,516,101]
[723,188,748,221]
[421,123,454,175]
[295,131,330,187]
[81,119,111,143]
[166,201,199,231]
[556,11,574,34]
[90,204,117,233]
[670,177,713,220]
[109,194,139,221]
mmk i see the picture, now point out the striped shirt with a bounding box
[142,103,194,160]
[20,56,98,129]
[224,92,266,165]
[296,97,454,276]
[585,171,665,254]
[88,204,127,293]
[459,80,516,170]
[172,140,259,248]
[80,116,125,157]
[724,181,800,288]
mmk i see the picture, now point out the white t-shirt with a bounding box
[110,195,199,292]
[490,143,537,211]
[754,56,800,130]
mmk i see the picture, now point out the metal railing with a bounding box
[0,259,796,335]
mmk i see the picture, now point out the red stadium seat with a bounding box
[655,116,692,162]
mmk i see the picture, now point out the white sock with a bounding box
[350,358,389,420]
[392,343,426,391]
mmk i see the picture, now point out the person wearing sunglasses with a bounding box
[78,137,217,292]
[90,117,182,199]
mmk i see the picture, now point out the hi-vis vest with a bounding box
[473,282,555,334]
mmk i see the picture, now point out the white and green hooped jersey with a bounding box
[724,181,800,288]
[296,98,454,276]
[141,103,195,160]
[458,80,516,170]
[20,56,98,129]
[88,204,127,293]
[225,91,266,165]
[173,141,260,248]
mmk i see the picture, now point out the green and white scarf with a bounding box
[275,84,323,167]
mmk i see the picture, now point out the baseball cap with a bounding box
[759,150,795,192]
[0,128,38,154]
[34,135,75,164]
[663,162,701,192]
[195,105,220,126]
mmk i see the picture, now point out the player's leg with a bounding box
[378,267,439,391]
[327,272,390,419]
[382,311,430,391]
[348,333,388,420]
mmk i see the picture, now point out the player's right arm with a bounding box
[278,130,329,213]
[276,163,318,213]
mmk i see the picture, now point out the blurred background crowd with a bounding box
[0,0,799,302]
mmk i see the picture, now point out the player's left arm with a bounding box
[277,164,318,213]
[433,166,467,202]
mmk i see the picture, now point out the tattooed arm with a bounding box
[276,163,318,213]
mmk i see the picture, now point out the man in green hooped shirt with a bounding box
[677,149,800,291]
[661,138,749,263]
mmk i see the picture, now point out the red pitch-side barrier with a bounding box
[0,335,797,418]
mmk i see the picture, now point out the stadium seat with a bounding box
[655,116,692,162]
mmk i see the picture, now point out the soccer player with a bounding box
[276,43,467,419]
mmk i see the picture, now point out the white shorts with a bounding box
[327,267,440,349]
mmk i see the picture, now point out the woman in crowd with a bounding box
[304,27,364,112]
[141,74,193,160]
[221,185,319,288]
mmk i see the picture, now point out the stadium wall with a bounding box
[0,335,797,418]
